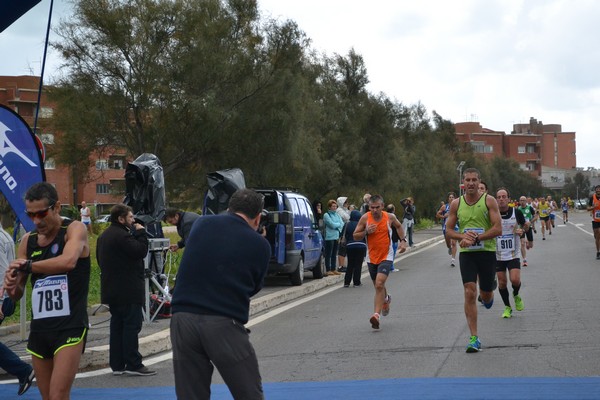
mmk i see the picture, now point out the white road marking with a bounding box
[2,238,446,383]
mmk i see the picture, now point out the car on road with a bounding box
[203,169,325,286]
[575,199,588,210]
[255,188,325,285]
[95,214,110,224]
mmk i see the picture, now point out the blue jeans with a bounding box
[403,219,414,246]
[0,340,32,381]
[324,240,339,271]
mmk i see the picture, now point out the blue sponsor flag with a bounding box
[0,105,46,232]
[0,0,42,33]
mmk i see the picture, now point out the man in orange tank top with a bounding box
[354,194,407,329]
[587,185,600,260]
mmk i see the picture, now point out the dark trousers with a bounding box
[344,246,366,286]
[171,312,264,400]
[404,221,414,246]
[324,240,339,271]
[108,303,143,372]
[0,340,32,380]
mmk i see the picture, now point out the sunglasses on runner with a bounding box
[26,203,55,219]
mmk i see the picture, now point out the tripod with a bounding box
[143,241,172,323]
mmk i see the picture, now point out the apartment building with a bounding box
[454,117,576,178]
[0,75,125,213]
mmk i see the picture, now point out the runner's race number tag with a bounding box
[464,228,484,250]
[498,234,514,250]
[31,275,71,320]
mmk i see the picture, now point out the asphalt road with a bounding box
[13,211,600,398]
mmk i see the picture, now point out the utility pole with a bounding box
[457,161,466,196]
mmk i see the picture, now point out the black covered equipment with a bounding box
[203,168,246,215]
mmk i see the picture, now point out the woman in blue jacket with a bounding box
[323,199,344,275]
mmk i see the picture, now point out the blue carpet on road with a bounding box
[8,377,600,399]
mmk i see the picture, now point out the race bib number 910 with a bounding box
[498,234,515,250]
[31,275,71,320]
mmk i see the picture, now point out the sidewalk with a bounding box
[0,226,443,374]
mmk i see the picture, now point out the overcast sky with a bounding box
[2,0,598,169]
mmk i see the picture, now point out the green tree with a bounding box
[563,172,591,200]
[50,0,321,199]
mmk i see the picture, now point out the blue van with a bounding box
[255,189,325,285]
[203,169,325,286]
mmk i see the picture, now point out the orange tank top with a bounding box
[365,212,394,264]
[593,194,600,222]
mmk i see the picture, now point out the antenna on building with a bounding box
[25,61,34,75]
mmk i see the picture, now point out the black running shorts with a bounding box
[495,258,521,273]
[27,327,87,359]
[459,251,496,291]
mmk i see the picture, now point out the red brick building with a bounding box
[454,117,576,177]
[0,75,125,214]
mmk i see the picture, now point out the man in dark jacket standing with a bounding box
[163,208,201,252]
[97,204,155,376]
[170,189,270,400]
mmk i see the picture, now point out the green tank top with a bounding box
[517,205,534,222]
[457,193,496,253]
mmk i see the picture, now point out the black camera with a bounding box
[258,209,269,232]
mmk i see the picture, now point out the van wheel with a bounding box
[290,258,304,286]
[312,254,325,279]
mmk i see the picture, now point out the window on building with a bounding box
[40,133,54,144]
[96,159,109,170]
[44,157,55,169]
[110,179,126,194]
[471,142,484,153]
[470,142,493,153]
[526,144,536,154]
[518,146,525,154]
[109,157,124,169]
[96,184,110,194]
[39,107,53,118]
[526,161,536,171]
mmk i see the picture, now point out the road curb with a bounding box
[102,233,444,363]
[2,232,444,372]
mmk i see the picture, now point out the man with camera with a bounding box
[170,189,271,400]
[96,204,155,376]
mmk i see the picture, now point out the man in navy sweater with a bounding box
[170,189,271,400]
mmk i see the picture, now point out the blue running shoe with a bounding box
[466,335,481,353]
[483,297,494,309]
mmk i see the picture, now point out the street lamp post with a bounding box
[457,161,466,196]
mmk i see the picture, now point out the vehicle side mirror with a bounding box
[267,210,293,225]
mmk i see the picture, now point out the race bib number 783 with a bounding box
[31,275,71,320]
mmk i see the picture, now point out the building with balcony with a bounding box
[0,75,125,214]
[454,117,576,179]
